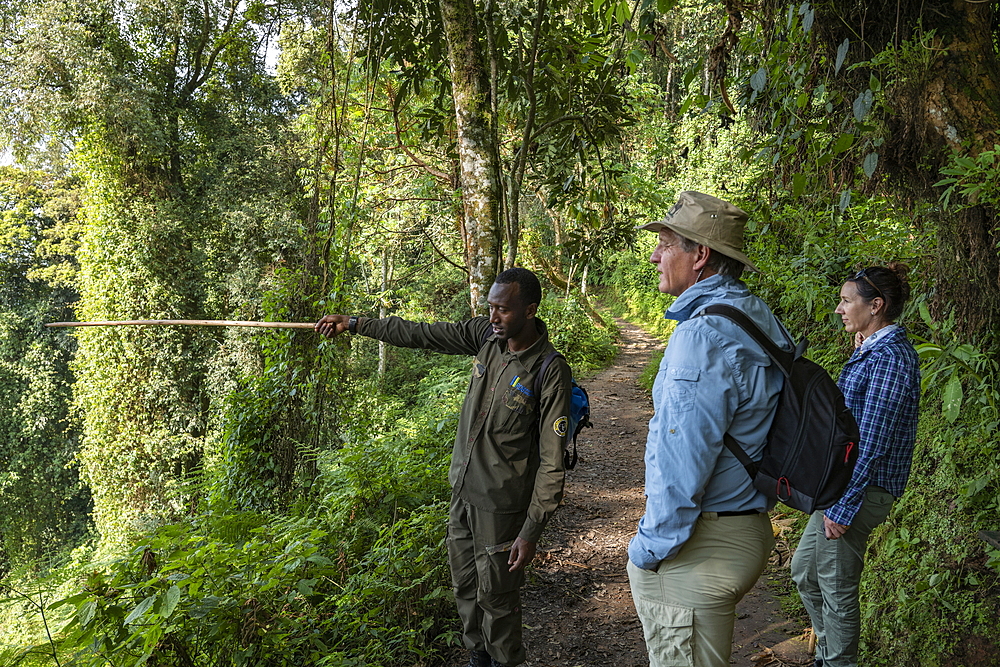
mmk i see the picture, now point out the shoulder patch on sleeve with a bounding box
[553,416,569,437]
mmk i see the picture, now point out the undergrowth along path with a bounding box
[516,318,808,667]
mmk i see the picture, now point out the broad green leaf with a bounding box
[918,300,934,328]
[297,578,317,596]
[124,595,157,625]
[79,600,97,626]
[49,592,91,610]
[161,585,180,619]
[835,38,849,73]
[863,152,879,178]
[750,67,767,92]
[792,173,807,197]
[943,374,963,423]
[915,343,943,360]
[838,190,852,211]
[833,133,855,153]
[853,90,874,122]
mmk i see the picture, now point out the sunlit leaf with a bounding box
[124,595,157,625]
[943,373,963,423]
[750,67,767,92]
[161,585,180,619]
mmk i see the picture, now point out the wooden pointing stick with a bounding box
[46,320,316,329]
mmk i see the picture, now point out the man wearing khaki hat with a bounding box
[627,191,792,667]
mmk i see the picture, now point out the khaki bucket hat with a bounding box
[639,190,761,273]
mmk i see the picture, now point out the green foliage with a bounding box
[861,414,1000,666]
[541,293,618,375]
[911,303,1000,425]
[594,240,675,340]
[637,349,663,393]
[31,508,449,666]
[0,167,89,570]
[8,354,468,665]
[935,145,1000,210]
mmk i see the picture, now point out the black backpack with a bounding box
[534,352,591,470]
[694,305,860,514]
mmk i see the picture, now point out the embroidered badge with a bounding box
[553,416,568,437]
[509,375,534,397]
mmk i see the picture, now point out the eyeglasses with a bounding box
[853,269,884,300]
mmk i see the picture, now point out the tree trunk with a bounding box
[884,2,1000,333]
[439,0,502,316]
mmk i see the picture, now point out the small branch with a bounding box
[526,115,586,146]
[422,230,470,274]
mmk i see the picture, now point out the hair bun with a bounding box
[886,261,911,302]
[886,261,909,279]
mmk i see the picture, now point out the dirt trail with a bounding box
[517,319,808,666]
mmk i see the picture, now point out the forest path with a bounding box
[516,318,808,667]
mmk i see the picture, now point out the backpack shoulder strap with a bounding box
[533,350,564,399]
[723,433,759,479]
[696,304,788,480]
[695,304,794,377]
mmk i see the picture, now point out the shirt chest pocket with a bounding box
[497,385,537,433]
[666,365,700,413]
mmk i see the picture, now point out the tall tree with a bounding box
[439,0,502,313]
[0,0,303,541]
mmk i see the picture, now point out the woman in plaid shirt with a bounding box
[791,263,921,667]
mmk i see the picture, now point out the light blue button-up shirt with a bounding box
[628,275,790,569]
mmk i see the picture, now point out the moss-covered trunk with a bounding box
[439,0,502,316]
[883,1,1000,334]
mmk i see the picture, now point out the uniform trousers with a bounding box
[627,512,774,667]
[447,494,527,666]
[790,487,895,667]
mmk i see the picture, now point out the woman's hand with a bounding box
[823,514,850,539]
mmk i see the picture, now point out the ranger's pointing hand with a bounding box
[315,314,350,337]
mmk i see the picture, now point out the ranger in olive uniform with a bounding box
[316,268,572,667]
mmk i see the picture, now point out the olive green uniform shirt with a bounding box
[357,315,572,543]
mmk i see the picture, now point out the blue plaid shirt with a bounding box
[825,326,921,526]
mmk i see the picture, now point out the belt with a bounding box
[701,509,763,519]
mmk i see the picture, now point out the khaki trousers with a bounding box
[628,512,774,667]
[447,494,527,666]
[790,487,895,667]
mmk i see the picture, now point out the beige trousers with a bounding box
[627,512,774,667]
